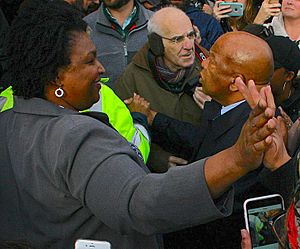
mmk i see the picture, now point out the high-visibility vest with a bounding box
[0,86,13,112]
[89,84,150,162]
[0,85,150,163]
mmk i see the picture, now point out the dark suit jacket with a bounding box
[152,100,274,249]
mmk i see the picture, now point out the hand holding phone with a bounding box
[218,2,244,17]
[243,194,285,249]
[213,1,244,19]
[75,239,111,249]
[254,0,281,24]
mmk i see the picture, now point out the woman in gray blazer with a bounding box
[0,1,285,249]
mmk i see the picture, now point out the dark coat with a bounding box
[186,6,223,50]
[152,100,278,249]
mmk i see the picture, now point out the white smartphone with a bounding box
[75,239,111,249]
[219,2,244,17]
[243,194,285,249]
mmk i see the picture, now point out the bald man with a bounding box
[114,7,209,173]
[142,32,278,249]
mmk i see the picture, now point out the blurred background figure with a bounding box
[84,0,153,87]
[201,0,281,32]
[264,0,300,49]
[243,24,300,122]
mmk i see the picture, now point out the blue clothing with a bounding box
[186,6,223,50]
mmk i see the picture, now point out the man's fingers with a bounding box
[253,136,273,151]
[236,77,255,108]
[241,229,252,249]
[249,105,271,130]
[168,156,188,165]
[264,85,275,111]
[124,97,133,104]
[253,119,276,151]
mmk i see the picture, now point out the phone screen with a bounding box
[244,195,284,249]
[75,240,111,249]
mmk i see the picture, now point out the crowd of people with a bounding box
[0,0,299,248]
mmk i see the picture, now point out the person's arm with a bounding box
[125,93,206,160]
[61,117,233,234]
[199,16,224,50]
[62,82,276,234]
[150,112,206,160]
[253,0,281,24]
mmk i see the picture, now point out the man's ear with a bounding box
[229,74,245,92]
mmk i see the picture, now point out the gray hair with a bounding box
[147,14,162,35]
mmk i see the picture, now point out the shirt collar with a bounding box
[221,100,245,115]
[104,5,137,30]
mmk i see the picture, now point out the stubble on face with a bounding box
[103,0,131,9]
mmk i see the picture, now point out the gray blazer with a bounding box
[0,97,234,249]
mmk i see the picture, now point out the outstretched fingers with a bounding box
[236,78,262,109]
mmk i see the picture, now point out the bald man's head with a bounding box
[148,7,190,36]
[201,31,274,106]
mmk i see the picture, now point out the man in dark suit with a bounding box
[133,31,277,249]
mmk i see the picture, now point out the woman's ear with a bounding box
[285,71,295,82]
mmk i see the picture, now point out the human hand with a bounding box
[124,93,150,116]
[235,77,272,110]
[168,155,188,168]
[233,78,276,171]
[263,116,291,171]
[213,1,232,20]
[288,117,300,155]
[193,25,201,45]
[254,0,281,24]
[202,3,213,15]
[193,86,212,109]
[278,106,291,145]
[241,229,252,249]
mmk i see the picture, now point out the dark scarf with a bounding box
[148,50,197,94]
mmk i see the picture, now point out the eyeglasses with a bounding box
[160,30,197,44]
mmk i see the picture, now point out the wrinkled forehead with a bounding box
[160,13,193,36]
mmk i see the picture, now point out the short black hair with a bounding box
[5,0,87,98]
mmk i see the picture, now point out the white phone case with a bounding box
[75,239,111,249]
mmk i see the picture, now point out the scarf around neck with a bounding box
[148,52,194,93]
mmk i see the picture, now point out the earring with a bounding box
[282,81,287,91]
[55,87,64,98]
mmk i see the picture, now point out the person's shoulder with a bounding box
[138,3,154,19]
[186,7,218,22]
[55,113,111,135]
[83,8,99,25]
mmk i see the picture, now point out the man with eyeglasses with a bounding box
[114,6,210,173]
